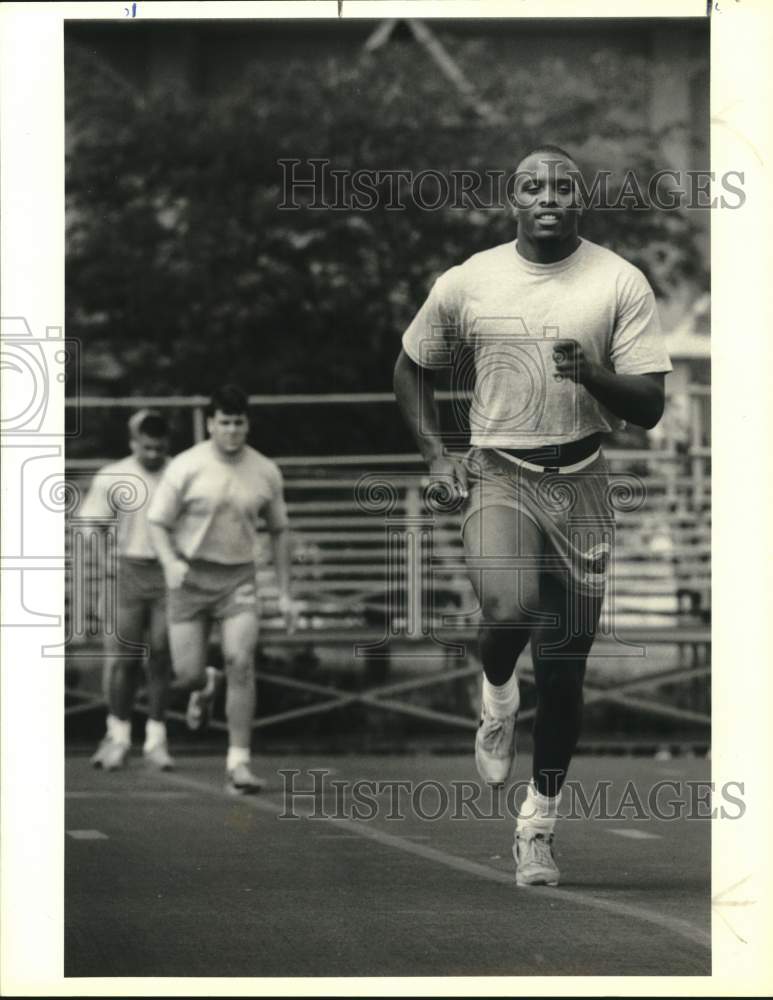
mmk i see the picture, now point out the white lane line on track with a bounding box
[312,834,368,840]
[312,832,431,841]
[606,828,662,840]
[66,829,109,840]
[160,771,710,953]
[67,791,192,799]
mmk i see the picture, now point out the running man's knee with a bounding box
[224,652,255,687]
[171,661,207,689]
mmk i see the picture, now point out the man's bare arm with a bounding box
[553,341,666,429]
[393,349,444,463]
[582,370,666,429]
[147,522,189,589]
[269,527,297,633]
[393,349,468,495]
[269,527,292,598]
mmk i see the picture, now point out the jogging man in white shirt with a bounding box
[394,146,671,886]
[82,409,175,771]
[148,384,296,794]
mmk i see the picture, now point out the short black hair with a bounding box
[208,384,249,417]
[129,409,168,439]
[517,144,580,172]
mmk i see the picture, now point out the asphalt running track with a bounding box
[66,752,711,978]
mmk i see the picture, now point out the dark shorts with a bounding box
[461,448,614,595]
[167,560,259,625]
[96,559,166,655]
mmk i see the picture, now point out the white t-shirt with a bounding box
[147,440,289,565]
[79,454,167,560]
[401,237,672,447]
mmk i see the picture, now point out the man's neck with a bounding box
[516,234,581,264]
[210,441,246,463]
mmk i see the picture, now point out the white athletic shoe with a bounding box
[186,666,223,732]
[101,740,131,772]
[143,743,175,771]
[226,762,266,795]
[513,829,560,887]
[91,736,113,769]
[474,702,517,785]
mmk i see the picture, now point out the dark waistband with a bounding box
[497,433,603,468]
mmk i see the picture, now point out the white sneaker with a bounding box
[226,762,266,795]
[91,736,113,769]
[101,740,131,772]
[474,703,517,785]
[513,828,560,887]
[143,743,175,771]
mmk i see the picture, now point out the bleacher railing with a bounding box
[66,385,711,493]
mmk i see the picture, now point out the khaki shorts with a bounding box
[461,448,614,595]
[167,560,259,624]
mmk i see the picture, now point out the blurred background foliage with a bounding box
[66,27,706,456]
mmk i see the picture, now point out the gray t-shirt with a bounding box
[147,441,288,565]
[401,237,672,447]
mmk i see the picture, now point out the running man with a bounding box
[147,384,296,794]
[394,145,671,886]
[82,409,175,771]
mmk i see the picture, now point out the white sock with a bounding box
[482,673,520,720]
[106,714,119,740]
[516,779,562,834]
[144,719,167,752]
[112,718,131,747]
[227,746,250,771]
